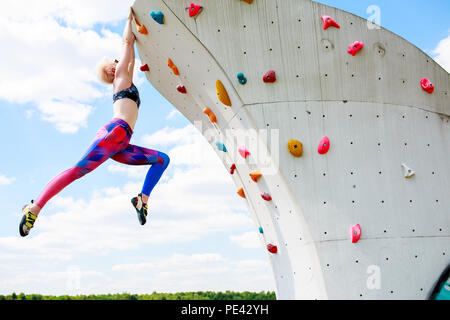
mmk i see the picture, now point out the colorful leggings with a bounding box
[35,118,170,209]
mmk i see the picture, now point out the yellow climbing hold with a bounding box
[249,170,262,182]
[237,187,246,198]
[203,107,217,123]
[287,139,303,157]
[216,80,231,107]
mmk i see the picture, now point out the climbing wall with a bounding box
[132,0,450,299]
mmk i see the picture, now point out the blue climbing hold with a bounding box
[151,11,164,24]
[259,227,264,234]
[216,142,227,152]
[237,73,247,85]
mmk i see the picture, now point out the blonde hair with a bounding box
[96,57,114,84]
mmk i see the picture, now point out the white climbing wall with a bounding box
[132,0,450,299]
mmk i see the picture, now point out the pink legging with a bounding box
[35,118,170,210]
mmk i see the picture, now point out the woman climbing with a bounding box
[19,7,170,237]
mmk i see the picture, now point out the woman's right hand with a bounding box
[129,7,134,20]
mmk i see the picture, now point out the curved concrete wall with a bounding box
[132,0,450,299]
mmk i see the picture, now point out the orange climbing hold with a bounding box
[267,244,278,254]
[216,80,232,107]
[167,58,180,76]
[241,0,253,3]
[287,139,303,157]
[134,18,148,35]
[237,187,246,198]
[203,107,217,123]
[249,170,262,182]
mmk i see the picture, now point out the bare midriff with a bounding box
[113,97,138,131]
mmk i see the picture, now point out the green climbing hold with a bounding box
[216,142,227,152]
[237,73,247,85]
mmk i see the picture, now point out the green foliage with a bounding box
[0,291,276,300]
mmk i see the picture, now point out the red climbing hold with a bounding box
[140,64,150,72]
[351,224,362,243]
[318,136,330,155]
[238,146,250,159]
[261,192,272,201]
[420,78,434,94]
[230,163,236,175]
[348,41,364,56]
[263,70,276,83]
[188,3,203,18]
[321,15,340,30]
[267,244,278,254]
[177,85,187,94]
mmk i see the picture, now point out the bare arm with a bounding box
[115,8,136,82]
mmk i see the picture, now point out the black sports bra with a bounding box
[113,83,141,108]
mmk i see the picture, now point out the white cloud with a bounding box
[166,109,180,120]
[141,125,201,148]
[230,231,262,249]
[38,100,93,134]
[0,125,252,260]
[107,164,148,179]
[110,253,274,294]
[433,33,450,73]
[0,174,15,186]
[0,0,134,28]
[0,126,271,294]
[0,1,135,133]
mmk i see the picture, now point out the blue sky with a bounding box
[0,0,448,295]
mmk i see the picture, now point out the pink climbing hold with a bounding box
[261,192,272,201]
[238,146,251,159]
[348,41,364,56]
[263,70,276,83]
[321,15,340,30]
[188,3,203,18]
[267,244,278,254]
[351,224,362,244]
[140,64,150,72]
[420,78,434,94]
[318,136,330,155]
[229,163,236,175]
[177,85,187,94]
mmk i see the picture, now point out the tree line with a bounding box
[0,291,276,300]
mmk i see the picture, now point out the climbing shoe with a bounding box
[131,194,148,226]
[19,202,37,237]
